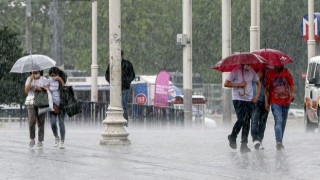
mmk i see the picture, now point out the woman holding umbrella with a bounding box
[25,70,49,148]
[10,54,57,148]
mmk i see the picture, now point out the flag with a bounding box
[154,70,170,107]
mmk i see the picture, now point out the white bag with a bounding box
[47,90,54,111]
[24,96,34,106]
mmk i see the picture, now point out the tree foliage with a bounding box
[0,26,26,104]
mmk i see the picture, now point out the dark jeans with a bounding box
[230,100,254,144]
[122,89,130,121]
[251,101,269,142]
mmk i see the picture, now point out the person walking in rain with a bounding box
[264,64,294,150]
[251,68,269,150]
[105,50,135,126]
[25,70,49,148]
[48,67,67,149]
[225,64,261,153]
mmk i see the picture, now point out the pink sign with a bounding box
[154,70,170,107]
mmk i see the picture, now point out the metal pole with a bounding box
[182,0,193,126]
[26,0,32,53]
[221,0,232,125]
[308,0,316,62]
[257,0,260,49]
[91,0,98,102]
[101,0,130,145]
[250,0,259,51]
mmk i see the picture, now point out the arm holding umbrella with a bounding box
[25,74,35,94]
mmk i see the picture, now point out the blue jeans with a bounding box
[122,89,130,120]
[251,101,269,142]
[49,111,66,141]
[230,100,254,144]
[271,104,289,143]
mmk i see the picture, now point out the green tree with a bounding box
[0,26,26,105]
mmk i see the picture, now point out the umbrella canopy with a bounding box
[252,48,294,66]
[10,54,56,73]
[212,52,268,72]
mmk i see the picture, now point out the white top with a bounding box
[48,78,61,105]
[227,66,259,101]
[25,76,49,97]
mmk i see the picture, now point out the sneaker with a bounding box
[276,142,284,150]
[29,139,35,148]
[59,141,64,149]
[228,135,237,149]
[259,143,265,150]
[37,142,43,149]
[54,136,60,147]
[240,143,251,153]
[253,140,261,150]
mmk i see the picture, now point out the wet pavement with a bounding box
[0,118,319,180]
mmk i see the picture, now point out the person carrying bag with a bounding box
[25,70,49,149]
[47,67,68,149]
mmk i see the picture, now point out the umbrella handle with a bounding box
[238,88,246,96]
[238,67,246,96]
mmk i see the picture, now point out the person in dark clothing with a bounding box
[251,68,269,150]
[105,50,135,125]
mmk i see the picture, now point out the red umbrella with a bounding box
[212,52,268,72]
[251,48,294,66]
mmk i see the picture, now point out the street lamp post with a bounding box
[182,0,193,126]
[100,0,130,145]
[221,0,232,125]
[250,0,260,52]
[91,0,98,102]
[308,0,316,62]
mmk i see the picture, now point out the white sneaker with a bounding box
[29,139,35,148]
[259,143,265,150]
[37,142,43,149]
[253,140,261,150]
[59,141,64,149]
[54,137,60,147]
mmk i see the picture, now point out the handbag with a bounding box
[34,88,49,108]
[24,96,34,106]
[66,98,81,117]
[53,104,61,114]
[60,86,81,117]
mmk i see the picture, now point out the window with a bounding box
[307,63,316,82]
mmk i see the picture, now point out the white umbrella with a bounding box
[10,54,56,73]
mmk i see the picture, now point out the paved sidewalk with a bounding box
[0,120,319,180]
